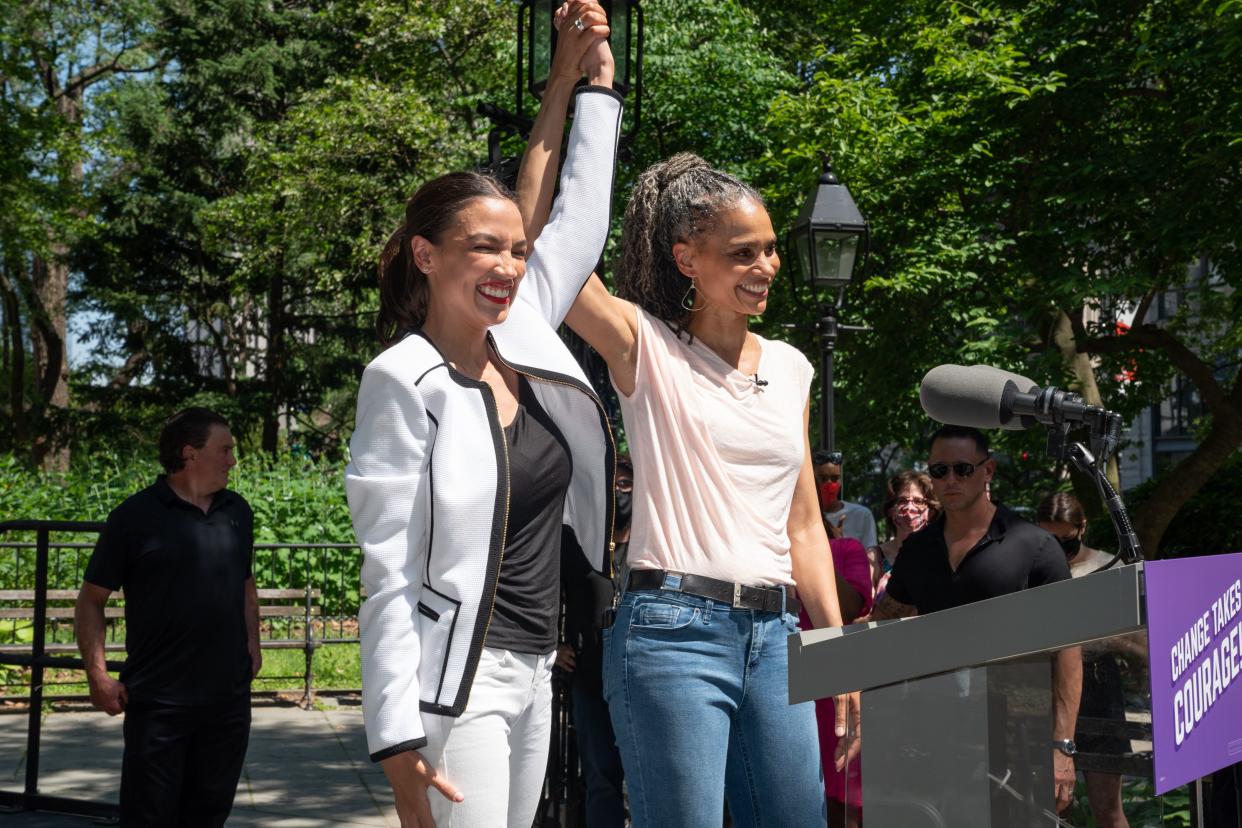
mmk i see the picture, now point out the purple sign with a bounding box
[1146,552,1242,794]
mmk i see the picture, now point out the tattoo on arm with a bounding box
[869,593,917,621]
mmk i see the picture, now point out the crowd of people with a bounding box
[67,3,1173,827]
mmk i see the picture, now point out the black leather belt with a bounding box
[626,569,800,616]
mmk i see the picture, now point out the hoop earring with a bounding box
[681,281,704,312]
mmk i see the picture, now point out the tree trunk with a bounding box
[1132,403,1242,557]
[262,250,286,453]
[1052,308,1121,518]
[28,253,70,470]
[0,263,27,445]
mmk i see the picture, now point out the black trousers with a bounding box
[120,694,251,827]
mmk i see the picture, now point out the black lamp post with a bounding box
[481,0,643,180]
[789,161,870,453]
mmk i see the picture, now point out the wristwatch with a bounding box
[1052,739,1077,757]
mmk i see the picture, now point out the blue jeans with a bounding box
[602,584,825,828]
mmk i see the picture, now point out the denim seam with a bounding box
[730,711,764,828]
[619,619,650,827]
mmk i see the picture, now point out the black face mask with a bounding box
[1059,536,1082,559]
[615,491,632,531]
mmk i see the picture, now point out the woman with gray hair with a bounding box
[522,146,857,825]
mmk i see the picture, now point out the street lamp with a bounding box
[521,0,643,105]
[481,0,643,180]
[789,160,870,452]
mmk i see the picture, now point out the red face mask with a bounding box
[818,481,841,510]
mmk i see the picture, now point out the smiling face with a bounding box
[414,196,527,332]
[673,197,779,317]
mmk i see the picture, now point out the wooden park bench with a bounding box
[0,586,323,705]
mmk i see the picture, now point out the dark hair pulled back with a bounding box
[377,171,516,346]
[1036,491,1086,529]
[617,152,764,324]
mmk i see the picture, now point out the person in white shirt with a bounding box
[814,450,878,549]
[518,117,859,825]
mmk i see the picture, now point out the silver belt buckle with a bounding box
[732,582,743,608]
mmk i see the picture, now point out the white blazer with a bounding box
[346,87,623,761]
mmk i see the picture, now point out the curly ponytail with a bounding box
[616,152,764,324]
[377,172,515,346]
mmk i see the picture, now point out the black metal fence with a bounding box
[0,520,364,818]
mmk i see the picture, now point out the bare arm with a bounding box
[75,582,127,715]
[785,401,861,767]
[564,274,639,393]
[788,404,845,631]
[245,576,262,678]
[868,592,918,621]
[1052,645,1082,811]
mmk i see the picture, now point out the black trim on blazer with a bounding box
[425,588,461,704]
[409,328,510,716]
[423,437,435,588]
[370,737,428,763]
[576,84,626,105]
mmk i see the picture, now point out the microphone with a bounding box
[919,364,1102,430]
[752,374,769,388]
[921,364,1141,563]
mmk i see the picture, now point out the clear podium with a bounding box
[789,563,1161,827]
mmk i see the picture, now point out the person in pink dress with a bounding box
[800,520,874,828]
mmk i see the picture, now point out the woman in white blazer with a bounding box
[345,7,622,826]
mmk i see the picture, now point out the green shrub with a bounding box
[0,450,351,542]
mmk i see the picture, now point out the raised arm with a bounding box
[518,8,622,328]
[515,0,611,241]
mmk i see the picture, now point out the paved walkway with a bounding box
[0,700,397,826]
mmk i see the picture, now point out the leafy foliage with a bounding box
[0,450,349,541]
[2,0,1240,555]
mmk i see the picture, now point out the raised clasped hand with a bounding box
[550,0,614,85]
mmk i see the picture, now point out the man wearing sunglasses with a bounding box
[869,424,1082,815]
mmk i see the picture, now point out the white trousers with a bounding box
[422,647,555,827]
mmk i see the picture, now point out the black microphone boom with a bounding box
[920,364,1114,434]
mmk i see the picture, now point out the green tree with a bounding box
[0,0,157,468]
[74,0,516,455]
[763,0,1242,554]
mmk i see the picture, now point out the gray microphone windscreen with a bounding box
[919,364,1039,430]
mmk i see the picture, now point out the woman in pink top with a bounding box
[540,151,858,827]
[799,529,872,828]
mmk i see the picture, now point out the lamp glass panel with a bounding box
[611,0,630,90]
[812,231,860,288]
[793,228,813,287]
[531,0,554,93]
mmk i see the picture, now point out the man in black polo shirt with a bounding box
[871,425,1083,814]
[75,407,259,826]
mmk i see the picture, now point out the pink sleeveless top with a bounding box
[615,306,814,587]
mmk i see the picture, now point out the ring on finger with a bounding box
[574,15,586,31]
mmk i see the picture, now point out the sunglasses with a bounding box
[928,455,991,480]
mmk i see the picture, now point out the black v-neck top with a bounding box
[884,503,1070,615]
[485,376,573,653]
